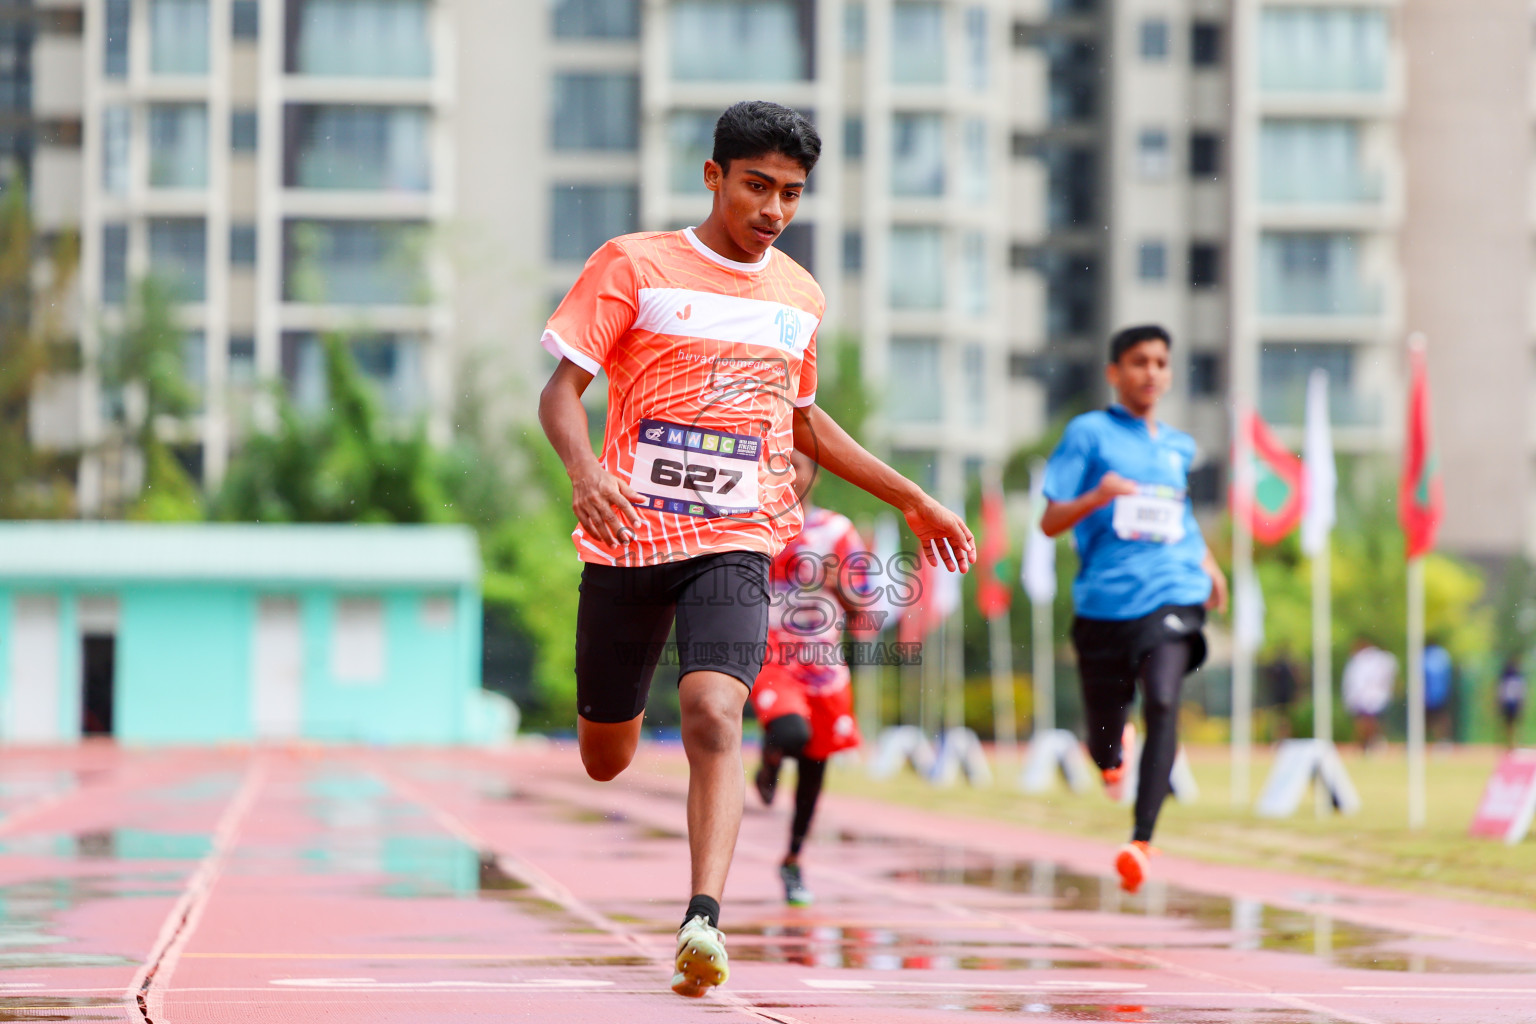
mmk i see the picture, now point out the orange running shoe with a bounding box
[1115,840,1156,894]
[1102,764,1127,801]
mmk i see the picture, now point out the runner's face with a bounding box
[1106,340,1171,415]
[703,151,807,260]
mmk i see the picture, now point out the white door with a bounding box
[252,598,303,740]
[8,596,61,742]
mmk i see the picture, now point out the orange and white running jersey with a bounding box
[542,227,823,566]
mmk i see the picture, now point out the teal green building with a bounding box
[0,523,485,745]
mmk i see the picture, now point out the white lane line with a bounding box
[370,760,814,1024]
[126,757,268,1024]
[1344,985,1536,994]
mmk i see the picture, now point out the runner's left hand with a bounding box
[1204,559,1229,613]
[903,496,976,573]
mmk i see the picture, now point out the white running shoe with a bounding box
[671,914,729,997]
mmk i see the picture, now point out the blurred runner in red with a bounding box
[538,101,975,998]
[752,450,871,906]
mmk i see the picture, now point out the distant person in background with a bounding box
[1498,659,1526,750]
[1263,652,1299,741]
[1423,640,1455,745]
[1341,639,1396,752]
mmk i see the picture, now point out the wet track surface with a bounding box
[2,745,1536,1022]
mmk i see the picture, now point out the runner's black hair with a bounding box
[1109,324,1172,364]
[713,101,822,175]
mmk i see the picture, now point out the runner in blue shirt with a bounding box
[1041,324,1228,894]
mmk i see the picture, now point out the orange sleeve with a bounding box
[541,241,639,375]
[794,327,817,408]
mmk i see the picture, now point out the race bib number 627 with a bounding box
[630,419,762,518]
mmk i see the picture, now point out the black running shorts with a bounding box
[574,551,771,724]
[1071,603,1209,690]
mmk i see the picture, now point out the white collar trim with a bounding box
[683,226,773,274]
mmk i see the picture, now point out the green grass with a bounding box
[830,744,1536,911]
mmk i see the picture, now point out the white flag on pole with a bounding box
[1023,464,1057,603]
[932,538,963,617]
[1236,571,1265,655]
[1301,368,1336,557]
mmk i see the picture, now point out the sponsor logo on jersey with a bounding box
[686,432,703,448]
[676,304,692,321]
[738,438,759,458]
[689,504,705,515]
[645,426,664,441]
[702,434,720,451]
[667,428,684,445]
[719,438,736,455]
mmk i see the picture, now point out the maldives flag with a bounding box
[1400,342,1443,559]
[975,486,1011,619]
[1232,412,1305,545]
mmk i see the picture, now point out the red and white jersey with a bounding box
[766,506,871,658]
[543,228,823,566]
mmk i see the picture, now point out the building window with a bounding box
[842,229,862,272]
[102,106,131,194]
[552,0,639,39]
[1260,8,1388,94]
[0,18,34,113]
[282,331,424,413]
[229,335,256,385]
[287,0,432,77]
[668,110,713,194]
[230,223,257,265]
[102,224,128,305]
[182,331,206,407]
[231,109,258,152]
[284,219,428,304]
[1189,352,1221,397]
[1046,145,1095,228]
[148,104,209,188]
[148,218,207,301]
[844,1,865,54]
[1258,232,1376,315]
[232,0,259,39]
[551,72,639,152]
[1188,243,1220,288]
[889,226,944,310]
[1191,21,1221,67]
[150,0,209,75]
[961,118,987,203]
[1137,240,1167,282]
[888,337,943,423]
[892,113,944,196]
[285,104,431,190]
[672,0,811,82]
[960,232,986,316]
[1190,132,1220,179]
[1187,464,1221,506]
[1260,119,1377,204]
[844,116,864,159]
[104,0,130,77]
[893,2,944,84]
[1136,128,1170,180]
[1045,37,1097,123]
[965,7,987,90]
[962,343,986,426]
[1260,342,1374,425]
[331,597,385,684]
[1139,18,1169,60]
[550,184,638,263]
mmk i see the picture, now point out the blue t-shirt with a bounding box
[1424,644,1453,710]
[1043,405,1212,620]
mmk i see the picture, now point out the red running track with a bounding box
[2,742,1536,1023]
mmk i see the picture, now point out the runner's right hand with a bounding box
[570,463,644,546]
[1094,472,1138,505]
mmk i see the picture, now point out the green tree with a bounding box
[212,333,452,524]
[103,278,203,521]
[0,182,78,517]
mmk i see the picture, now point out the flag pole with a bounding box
[1407,555,1426,830]
[1232,410,1256,808]
[1026,459,1056,738]
[989,609,1017,766]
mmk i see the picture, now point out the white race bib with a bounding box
[630,419,762,518]
[1112,486,1186,544]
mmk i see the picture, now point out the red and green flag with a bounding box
[1400,343,1443,560]
[1232,411,1305,545]
[975,485,1012,619]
